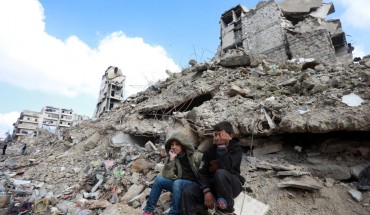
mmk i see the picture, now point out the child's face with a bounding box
[170,141,183,154]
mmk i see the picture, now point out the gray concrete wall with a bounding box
[287,29,336,62]
[241,1,287,60]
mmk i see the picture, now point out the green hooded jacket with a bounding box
[162,132,203,179]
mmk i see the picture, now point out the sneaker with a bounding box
[143,212,153,215]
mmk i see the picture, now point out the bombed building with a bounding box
[1,0,370,215]
[12,106,88,141]
[94,66,126,118]
[217,0,353,64]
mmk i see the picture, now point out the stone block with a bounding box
[253,143,283,156]
[233,192,269,215]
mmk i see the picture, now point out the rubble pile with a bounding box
[1,52,370,214]
[105,53,370,138]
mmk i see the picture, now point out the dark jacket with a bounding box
[162,132,202,180]
[198,137,245,191]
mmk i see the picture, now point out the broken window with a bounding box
[331,32,346,48]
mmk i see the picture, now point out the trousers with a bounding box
[181,169,242,214]
[144,176,194,215]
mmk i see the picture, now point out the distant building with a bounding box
[94,66,126,118]
[217,0,353,63]
[12,110,40,140]
[12,106,88,141]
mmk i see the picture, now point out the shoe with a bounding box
[143,212,153,215]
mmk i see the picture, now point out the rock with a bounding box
[158,192,172,205]
[131,158,154,173]
[358,165,370,191]
[253,143,283,156]
[144,141,157,151]
[228,85,251,97]
[278,78,297,86]
[154,163,164,173]
[219,49,251,67]
[278,181,321,191]
[83,132,100,151]
[122,184,144,203]
[348,189,362,202]
[324,178,335,188]
[102,203,142,215]
[276,171,310,177]
[350,164,368,179]
[308,163,351,180]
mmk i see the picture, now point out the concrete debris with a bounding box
[324,178,335,188]
[253,143,283,156]
[308,163,351,181]
[341,93,364,107]
[1,1,370,215]
[218,0,353,64]
[278,180,322,191]
[348,189,362,202]
[358,165,370,191]
[233,192,269,215]
[276,171,311,177]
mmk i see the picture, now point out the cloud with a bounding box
[333,0,370,29]
[0,112,20,137]
[0,0,180,99]
[353,45,366,58]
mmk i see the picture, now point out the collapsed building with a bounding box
[94,66,126,118]
[217,0,353,64]
[12,106,88,141]
[1,0,370,214]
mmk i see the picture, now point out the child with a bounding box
[143,132,202,215]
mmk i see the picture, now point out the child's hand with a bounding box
[169,150,177,161]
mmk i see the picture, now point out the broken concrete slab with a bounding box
[228,85,251,97]
[348,189,362,202]
[310,2,335,19]
[233,192,269,215]
[308,163,351,180]
[122,184,144,203]
[253,143,283,156]
[219,49,251,67]
[279,0,322,14]
[278,180,322,191]
[276,171,311,177]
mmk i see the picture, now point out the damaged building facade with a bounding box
[217,0,353,63]
[94,66,126,118]
[12,106,88,141]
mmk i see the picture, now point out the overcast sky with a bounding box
[0,0,369,139]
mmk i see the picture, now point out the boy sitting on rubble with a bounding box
[143,132,202,215]
[181,121,245,215]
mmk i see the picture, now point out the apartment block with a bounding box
[12,110,41,140]
[94,66,125,118]
[12,106,88,141]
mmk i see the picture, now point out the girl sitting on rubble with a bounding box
[143,132,202,215]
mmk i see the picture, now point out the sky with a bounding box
[0,0,370,139]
